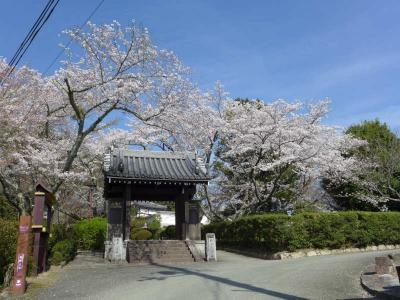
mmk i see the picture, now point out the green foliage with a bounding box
[160,225,176,240]
[50,240,76,265]
[50,251,64,266]
[0,218,18,283]
[130,206,139,218]
[48,223,77,266]
[147,215,161,234]
[147,215,161,240]
[130,215,162,239]
[72,217,106,251]
[324,119,400,211]
[49,224,75,250]
[347,119,396,151]
[131,217,146,229]
[203,212,400,252]
[130,229,152,240]
[0,193,18,220]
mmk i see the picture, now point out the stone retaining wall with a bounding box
[222,244,400,260]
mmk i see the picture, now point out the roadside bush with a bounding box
[73,217,106,251]
[202,212,400,252]
[50,251,64,266]
[50,240,76,265]
[0,218,18,284]
[49,223,75,251]
[130,229,152,240]
[160,225,176,240]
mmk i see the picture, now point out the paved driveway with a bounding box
[34,250,398,300]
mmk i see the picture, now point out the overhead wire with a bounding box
[9,0,61,76]
[43,0,106,75]
[7,0,55,68]
[0,0,60,85]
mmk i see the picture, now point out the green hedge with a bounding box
[202,212,400,252]
[0,218,18,284]
[50,240,76,265]
[72,217,106,251]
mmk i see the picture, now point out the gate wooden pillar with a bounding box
[176,186,200,240]
[123,184,131,240]
[175,196,185,240]
[185,200,202,240]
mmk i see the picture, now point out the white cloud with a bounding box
[310,54,400,91]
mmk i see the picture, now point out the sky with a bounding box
[1,0,400,129]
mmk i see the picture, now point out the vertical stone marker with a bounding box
[206,233,217,262]
[12,216,31,296]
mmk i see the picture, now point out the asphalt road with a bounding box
[35,250,398,300]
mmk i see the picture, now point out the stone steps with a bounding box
[127,240,195,264]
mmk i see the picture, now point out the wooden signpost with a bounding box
[11,215,32,296]
[12,182,54,296]
[31,183,53,276]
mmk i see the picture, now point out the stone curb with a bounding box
[76,250,104,257]
[221,244,400,260]
[276,244,400,260]
[360,264,400,300]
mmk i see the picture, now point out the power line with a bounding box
[10,0,60,76]
[8,0,55,67]
[43,0,106,75]
[0,0,60,85]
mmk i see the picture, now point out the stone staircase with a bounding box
[127,240,196,264]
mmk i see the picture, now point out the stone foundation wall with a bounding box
[221,244,400,260]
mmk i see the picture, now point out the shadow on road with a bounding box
[138,263,308,300]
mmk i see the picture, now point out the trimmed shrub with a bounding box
[202,212,400,252]
[130,215,162,240]
[131,217,147,229]
[50,240,76,265]
[147,215,162,239]
[130,229,152,240]
[73,218,106,251]
[147,215,161,231]
[50,251,65,266]
[0,218,18,284]
[160,225,176,240]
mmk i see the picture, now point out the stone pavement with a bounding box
[22,250,400,300]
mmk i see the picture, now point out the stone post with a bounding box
[205,233,217,261]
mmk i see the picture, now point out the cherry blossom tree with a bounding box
[0,21,373,220]
[0,21,197,216]
[213,99,364,218]
[126,82,228,218]
[123,83,364,219]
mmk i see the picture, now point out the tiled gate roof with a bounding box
[104,149,209,183]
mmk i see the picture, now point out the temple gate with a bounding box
[103,149,209,262]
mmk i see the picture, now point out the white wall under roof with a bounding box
[138,209,210,227]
